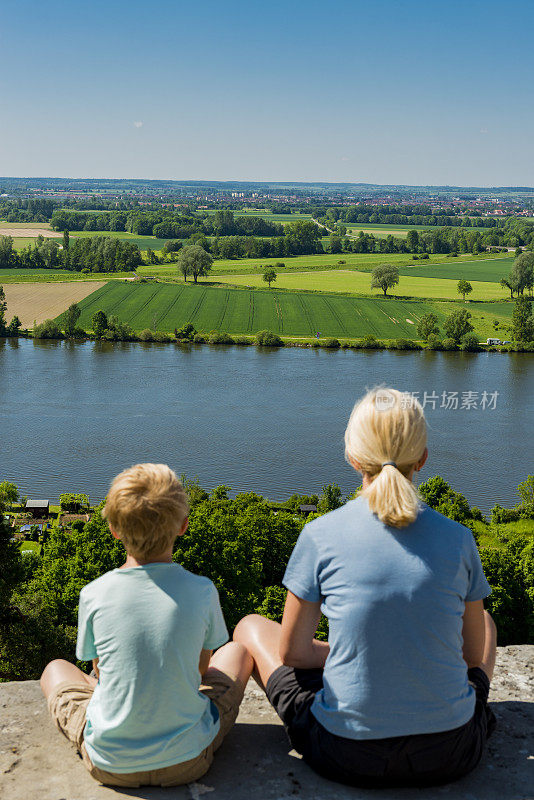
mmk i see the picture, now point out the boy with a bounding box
[41,463,253,788]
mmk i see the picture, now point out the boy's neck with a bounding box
[122,551,174,568]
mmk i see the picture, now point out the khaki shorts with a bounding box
[47,668,245,787]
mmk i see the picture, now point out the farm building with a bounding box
[25,499,50,518]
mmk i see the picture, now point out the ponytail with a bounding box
[344,388,427,528]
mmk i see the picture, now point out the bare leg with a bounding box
[40,659,97,702]
[479,611,497,682]
[233,615,285,690]
[204,641,254,689]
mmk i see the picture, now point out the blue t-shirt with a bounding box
[283,496,491,740]
[76,563,228,773]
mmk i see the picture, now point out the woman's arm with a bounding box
[92,657,100,679]
[462,599,486,668]
[279,591,330,669]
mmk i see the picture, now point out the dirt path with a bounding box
[0,227,62,238]
[4,281,105,327]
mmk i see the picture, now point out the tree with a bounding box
[7,315,22,335]
[416,312,440,341]
[63,303,81,336]
[92,310,108,337]
[0,481,18,508]
[263,268,277,288]
[500,278,515,299]
[443,309,474,343]
[406,230,419,252]
[510,253,534,296]
[457,280,473,301]
[370,264,399,297]
[62,230,70,251]
[511,297,534,342]
[318,483,343,513]
[176,246,213,283]
[0,285,7,334]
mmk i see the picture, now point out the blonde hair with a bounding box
[344,388,427,528]
[103,463,190,559]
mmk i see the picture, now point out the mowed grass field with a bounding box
[210,270,507,301]
[63,281,513,340]
[345,222,487,238]
[0,268,136,283]
[204,252,511,279]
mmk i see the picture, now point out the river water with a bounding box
[1,338,532,513]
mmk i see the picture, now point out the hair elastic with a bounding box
[381,461,397,468]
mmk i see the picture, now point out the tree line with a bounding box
[0,474,532,681]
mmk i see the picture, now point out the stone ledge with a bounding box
[1,646,533,800]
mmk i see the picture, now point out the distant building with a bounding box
[299,504,318,515]
[25,500,50,518]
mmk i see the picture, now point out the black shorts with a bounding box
[265,666,496,788]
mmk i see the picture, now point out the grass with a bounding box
[210,270,507,301]
[0,268,135,283]
[204,209,313,224]
[345,222,487,238]
[203,251,510,277]
[69,230,171,250]
[62,281,514,341]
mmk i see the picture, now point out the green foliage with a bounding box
[92,309,108,337]
[63,303,81,336]
[177,245,213,283]
[321,338,341,349]
[59,493,89,513]
[33,319,63,339]
[175,323,197,341]
[511,297,533,342]
[417,312,440,341]
[443,309,474,343]
[480,537,534,645]
[418,476,472,523]
[318,483,344,513]
[0,481,18,508]
[370,264,400,296]
[208,331,235,345]
[457,279,473,300]
[461,332,481,351]
[262,268,277,288]
[255,330,283,346]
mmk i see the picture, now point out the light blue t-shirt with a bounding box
[76,563,228,773]
[283,496,491,740]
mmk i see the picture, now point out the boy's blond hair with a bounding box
[103,463,190,559]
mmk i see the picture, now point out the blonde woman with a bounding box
[234,387,496,788]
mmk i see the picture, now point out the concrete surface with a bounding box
[1,646,533,800]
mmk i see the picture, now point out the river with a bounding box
[1,338,532,514]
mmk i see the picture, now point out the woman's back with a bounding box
[283,495,490,739]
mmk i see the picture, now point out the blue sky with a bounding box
[2,0,533,185]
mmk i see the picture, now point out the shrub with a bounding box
[309,339,320,348]
[33,319,63,339]
[420,253,429,259]
[193,333,206,344]
[175,323,196,341]
[361,334,384,349]
[208,331,235,345]
[255,330,283,347]
[426,333,443,350]
[461,333,481,352]
[441,337,458,351]
[234,336,252,346]
[320,338,340,349]
[81,268,90,274]
[394,338,421,350]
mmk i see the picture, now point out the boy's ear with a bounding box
[178,517,189,537]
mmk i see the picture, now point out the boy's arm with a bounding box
[199,649,212,678]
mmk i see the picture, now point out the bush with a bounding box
[175,323,196,341]
[138,328,156,341]
[491,505,522,524]
[441,337,458,351]
[309,339,320,348]
[33,319,63,339]
[426,334,443,350]
[461,333,481,352]
[208,331,235,345]
[255,330,283,347]
[193,333,206,344]
[81,268,90,274]
[361,334,384,349]
[420,253,429,259]
[320,338,340,349]
[394,338,421,350]
[233,336,252,346]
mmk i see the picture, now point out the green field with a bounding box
[210,270,507,301]
[63,281,513,340]
[0,268,135,283]
[205,209,313,224]
[69,230,171,250]
[345,222,487,238]
[398,256,514,283]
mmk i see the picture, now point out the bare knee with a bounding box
[233,614,268,647]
